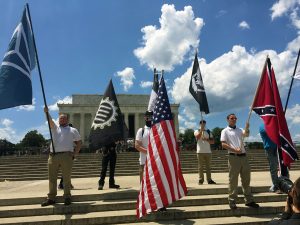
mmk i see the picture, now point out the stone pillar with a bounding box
[135,113,139,134]
[173,113,179,137]
[69,113,74,125]
[124,113,129,128]
[80,113,85,142]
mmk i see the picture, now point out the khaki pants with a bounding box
[197,153,212,181]
[47,152,73,200]
[139,164,145,183]
[228,154,253,204]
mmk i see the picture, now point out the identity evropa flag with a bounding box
[89,79,128,150]
[189,52,209,114]
[0,6,36,110]
[147,68,159,112]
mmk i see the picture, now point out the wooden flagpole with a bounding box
[26,3,56,153]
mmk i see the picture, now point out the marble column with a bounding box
[124,113,129,128]
[135,113,139,133]
[80,113,85,142]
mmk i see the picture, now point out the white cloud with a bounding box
[1,118,13,127]
[16,98,36,111]
[271,0,299,20]
[216,10,227,18]
[239,21,250,29]
[270,0,300,31]
[171,45,296,118]
[134,4,204,71]
[140,81,153,88]
[116,67,135,91]
[286,104,300,124]
[48,96,72,111]
[0,118,18,143]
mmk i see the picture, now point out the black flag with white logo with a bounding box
[89,79,128,150]
[189,52,209,114]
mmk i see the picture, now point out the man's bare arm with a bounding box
[135,140,147,154]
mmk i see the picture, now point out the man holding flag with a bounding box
[137,75,187,218]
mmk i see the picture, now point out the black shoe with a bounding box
[198,179,204,185]
[98,184,104,190]
[41,199,55,207]
[245,202,259,208]
[208,179,216,184]
[109,184,120,189]
[158,207,167,212]
[64,198,72,206]
[229,202,237,210]
[58,184,64,190]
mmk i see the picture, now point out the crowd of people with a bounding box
[38,108,300,224]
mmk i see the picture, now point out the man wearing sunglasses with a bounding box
[221,113,259,210]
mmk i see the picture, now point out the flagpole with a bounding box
[284,48,300,114]
[246,55,269,124]
[25,3,55,153]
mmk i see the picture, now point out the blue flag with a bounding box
[0,7,36,110]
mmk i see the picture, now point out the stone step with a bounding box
[0,202,284,225]
[0,193,286,218]
[0,185,276,206]
[125,215,275,225]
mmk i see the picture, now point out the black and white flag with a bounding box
[89,79,128,149]
[189,52,209,114]
[147,68,159,112]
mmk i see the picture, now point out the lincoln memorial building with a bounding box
[58,94,180,147]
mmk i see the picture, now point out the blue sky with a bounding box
[1,0,300,144]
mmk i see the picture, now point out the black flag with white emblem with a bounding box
[189,52,209,114]
[89,79,128,150]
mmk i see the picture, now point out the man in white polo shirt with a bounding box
[135,110,152,183]
[41,107,81,207]
[221,113,259,210]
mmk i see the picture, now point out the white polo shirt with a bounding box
[50,124,81,153]
[194,130,212,153]
[220,126,246,153]
[135,126,151,165]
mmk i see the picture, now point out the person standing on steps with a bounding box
[220,113,259,210]
[41,107,81,207]
[194,119,216,185]
[135,110,153,183]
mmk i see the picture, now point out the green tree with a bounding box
[0,139,15,155]
[211,127,223,150]
[20,130,47,147]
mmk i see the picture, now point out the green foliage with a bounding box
[182,128,196,145]
[246,142,264,149]
[20,130,47,147]
[211,127,223,150]
[0,139,15,155]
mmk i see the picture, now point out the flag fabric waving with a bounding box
[252,57,298,172]
[147,68,159,112]
[89,79,128,149]
[0,7,36,110]
[189,52,209,114]
[137,75,187,218]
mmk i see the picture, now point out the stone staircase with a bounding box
[0,149,300,181]
[1,149,299,224]
[0,184,286,225]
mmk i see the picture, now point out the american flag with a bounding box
[137,75,187,218]
[252,57,298,174]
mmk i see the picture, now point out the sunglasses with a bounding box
[229,117,237,120]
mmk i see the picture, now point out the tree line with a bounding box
[0,130,47,156]
[179,127,263,150]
